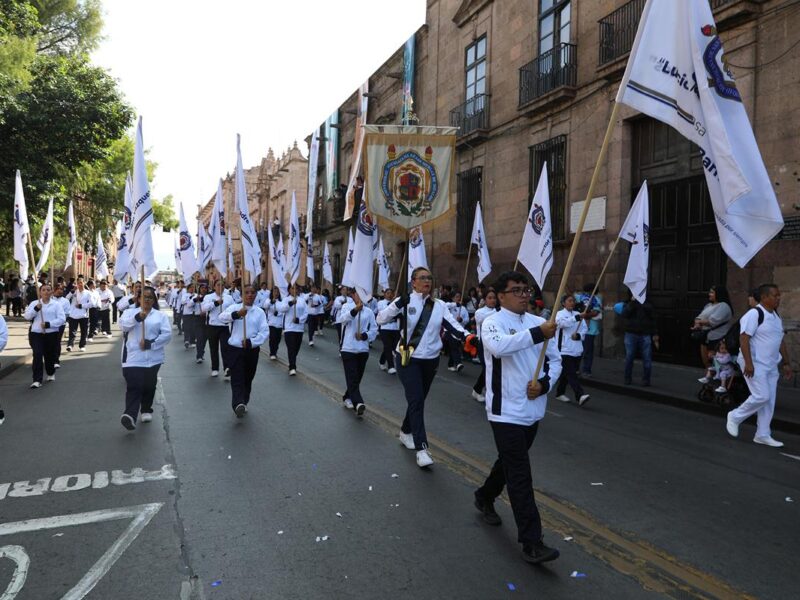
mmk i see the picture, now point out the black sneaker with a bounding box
[355,403,366,417]
[474,491,502,526]
[234,403,247,418]
[120,414,136,431]
[522,542,560,564]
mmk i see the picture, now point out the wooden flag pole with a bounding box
[26,232,44,325]
[587,237,620,307]
[460,243,474,300]
[531,102,621,384]
[394,239,409,296]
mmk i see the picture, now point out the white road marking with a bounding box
[779,453,800,462]
[0,545,29,600]
[546,410,565,418]
[0,503,163,600]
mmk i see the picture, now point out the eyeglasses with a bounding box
[414,275,433,281]
[501,287,532,297]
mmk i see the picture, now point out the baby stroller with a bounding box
[696,360,749,408]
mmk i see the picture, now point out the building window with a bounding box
[465,36,487,104]
[539,0,571,54]
[529,135,567,242]
[456,167,483,253]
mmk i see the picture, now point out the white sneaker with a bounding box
[715,386,727,393]
[726,412,739,438]
[447,366,456,372]
[120,414,135,430]
[754,436,784,448]
[309,340,314,347]
[388,367,397,375]
[578,394,590,406]
[88,337,94,343]
[30,381,42,389]
[195,358,203,364]
[66,346,72,352]
[106,333,113,338]
[211,370,219,377]
[269,355,277,360]
[398,431,415,450]
[289,369,297,376]
[455,363,464,372]
[698,377,709,384]
[190,343,196,348]
[472,390,485,403]
[344,399,354,409]
[234,403,247,418]
[46,375,55,382]
[54,363,60,369]
[355,403,365,416]
[79,347,86,352]
[140,413,153,423]
[224,368,231,380]
[555,394,570,403]
[416,449,434,468]
[379,363,388,371]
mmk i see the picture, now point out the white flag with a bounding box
[288,191,301,284]
[342,227,355,287]
[517,163,553,290]
[407,226,428,282]
[94,230,109,280]
[235,134,262,281]
[268,222,288,296]
[130,117,158,278]
[114,174,132,282]
[351,201,376,302]
[322,241,333,285]
[307,130,319,238]
[177,203,200,279]
[470,201,492,283]
[65,200,78,270]
[343,80,369,221]
[173,233,180,271]
[227,227,234,273]
[196,219,212,273]
[210,179,227,277]
[13,170,30,279]
[306,235,315,281]
[377,235,391,291]
[620,183,650,302]
[34,198,54,273]
[616,0,783,267]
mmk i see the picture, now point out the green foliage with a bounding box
[0,0,41,96]
[152,195,179,232]
[32,0,103,55]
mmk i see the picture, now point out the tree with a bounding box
[152,195,179,232]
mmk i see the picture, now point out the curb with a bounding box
[0,354,30,381]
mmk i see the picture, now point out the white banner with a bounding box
[235,134,262,281]
[177,203,200,279]
[288,191,301,285]
[34,198,54,274]
[470,201,492,283]
[65,200,78,270]
[517,163,553,291]
[351,202,376,302]
[307,130,319,238]
[268,222,288,296]
[342,228,355,287]
[322,241,333,285]
[377,235,390,291]
[13,170,30,279]
[130,117,158,278]
[407,226,428,282]
[210,179,227,277]
[94,230,109,280]
[620,184,650,302]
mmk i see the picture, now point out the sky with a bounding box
[92,0,426,269]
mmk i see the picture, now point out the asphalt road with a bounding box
[0,319,798,599]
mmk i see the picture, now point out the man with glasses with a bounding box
[377,267,475,468]
[473,271,562,564]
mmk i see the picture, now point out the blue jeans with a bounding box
[624,333,652,383]
[581,334,596,374]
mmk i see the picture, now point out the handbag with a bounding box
[690,329,708,344]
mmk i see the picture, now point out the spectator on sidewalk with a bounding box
[575,283,602,377]
[690,285,733,370]
[726,284,793,448]
[621,294,659,386]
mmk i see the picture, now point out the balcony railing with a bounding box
[598,0,646,66]
[710,0,737,8]
[519,43,577,107]
[449,93,490,137]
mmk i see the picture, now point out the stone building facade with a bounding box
[309,0,799,368]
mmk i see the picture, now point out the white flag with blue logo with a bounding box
[322,240,333,285]
[517,162,553,290]
[288,191,301,285]
[65,200,78,270]
[620,183,650,302]
[177,203,200,279]
[470,201,492,283]
[13,170,30,279]
[616,0,783,267]
[377,235,391,291]
[407,226,428,282]
[342,227,355,287]
[94,230,109,280]
[130,117,158,278]
[34,198,54,273]
[351,201,377,302]
[114,174,132,282]
[235,134,262,281]
[210,179,227,277]
[267,221,288,296]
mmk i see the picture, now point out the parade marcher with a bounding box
[52,285,70,368]
[554,293,590,406]
[255,282,270,308]
[473,270,562,564]
[229,282,242,303]
[444,292,469,372]
[181,282,198,349]
[377,267,475,468]
[306,284,325,347]
[66,279,93,352]
[201,280,233,378]
[220,285,269,417]
[119,286,172,430]
[24,284,66,388]
[193,282,209,364]
[471,288,499,402]
[111,279,126,324]
[0,314,7,423]
[86,280,100,341]
[264,286,284,360]
[376,288,400,375]
[727,284,794,447]
[169,281,184,333]
[332,286,348,342]
[95,280,114,337]
[277,283,307,376]
[336,288,378,416]
[116,282,141,313]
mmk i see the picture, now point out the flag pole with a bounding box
[587,237,620,307]
[394,239,408,296]
[531,101,621,383]
[239,232,248,340]
[460,243,474,300]
[140,265,145,339]
[26,232,44,325]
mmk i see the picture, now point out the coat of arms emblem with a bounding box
[381,145,439,217]
[529,204,546,235]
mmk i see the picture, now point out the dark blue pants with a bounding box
[473,339,486,394]
[307,314,318,342]
[284,331,302,370]
[207,325,229,372]
[123,365,161,420]
[341,351,369,407]
[183,314,197,346]
[395,354,439,449]
[29,331,59,383]
[195,319,207,359]
[56,325,65,363]
[624,333,652,383]
[67,317,88,348]
[174,310,182,333]
[268,326,282,357]
[581,334,596,374]
[228,346,260,409]
[556,354,584,399]
[379,329,400,369]
[477,421,542,547]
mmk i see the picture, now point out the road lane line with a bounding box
[779,452,800,462]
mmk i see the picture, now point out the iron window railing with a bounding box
[456,167,483,253]
[449,94,490,137]
[598,0,646,66]
[519,43,577,106]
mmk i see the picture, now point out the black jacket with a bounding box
[622,300,658,335]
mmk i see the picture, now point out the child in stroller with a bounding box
[697,339,746,406]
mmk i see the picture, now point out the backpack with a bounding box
[724,306,770,355]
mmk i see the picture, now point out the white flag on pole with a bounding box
[517,163,553,291]
[306,236,315,281]
[407,226,428,282]
[377,235,391,291]
[130,117,158,277]
[34,198,54,273]
[288,191,301,285]
[114,174,132,282]
[307,130,319,238]
[65,200,78,270]
[210,179,227,277]
[94,230,109,280]
[173,233,180,271]
[13,170,30,279]
[235,134,262,281]
[351,201,376,302]
[227,227,234,274]
[322,241,333,285]
[268,222,288,296]
[616,0,783,267]
[471,201,492,283]
[619,183,650,302]
[177,203,200,279]
[196,219,212,273]
[341,228,355,287]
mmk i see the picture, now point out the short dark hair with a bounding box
[411,267,431,280]
[493,271,527,293]
[758,283,778,299]
[748,287,760,302]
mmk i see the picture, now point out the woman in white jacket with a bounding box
[277,284,307,376]
[263,286,284,360]
[336,289,378,416]
[554,294,590,406]
[119,286,172,430]
[24,283,66,388]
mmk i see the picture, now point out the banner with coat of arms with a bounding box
[363,125,457,231]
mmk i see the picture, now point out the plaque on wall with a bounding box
[569,196,607,234]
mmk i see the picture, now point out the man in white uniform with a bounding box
[726,284,793,447]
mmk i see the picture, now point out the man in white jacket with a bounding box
[66,279,93,352]
[336,288,378,416]
[473,271,562,565]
